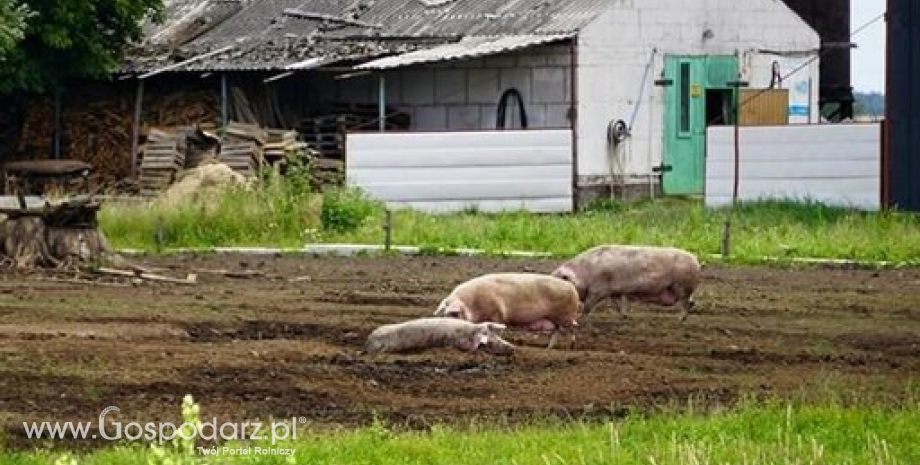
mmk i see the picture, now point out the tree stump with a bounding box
[0,198,115,269]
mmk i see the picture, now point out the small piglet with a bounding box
[364,317,514,355]
[551,245,701,320]
[434,272,580,349]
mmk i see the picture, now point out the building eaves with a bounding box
[356,33,573,70]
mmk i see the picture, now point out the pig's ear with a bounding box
[434,298,449,316]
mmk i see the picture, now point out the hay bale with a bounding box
[160,162,251,206]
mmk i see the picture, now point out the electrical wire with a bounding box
[729,12,886,123]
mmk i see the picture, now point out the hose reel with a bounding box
[607,119,629,146]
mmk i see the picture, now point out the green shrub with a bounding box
[320,188,379,233]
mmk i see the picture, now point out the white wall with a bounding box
[326,44,572,131]
[576,0,821,187]
[705,124,881,209]
[346,129,573,213]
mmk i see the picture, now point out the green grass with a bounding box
[5,401,919,464]
[98,182,920,264]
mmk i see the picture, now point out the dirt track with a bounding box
[0,254,918,448]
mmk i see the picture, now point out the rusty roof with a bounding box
[125,0,610,73]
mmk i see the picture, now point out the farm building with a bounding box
[8,0,824,211]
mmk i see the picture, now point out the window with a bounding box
[679,62,690,135]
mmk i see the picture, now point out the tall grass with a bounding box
[99,182,920,263]
[6,401,919,464]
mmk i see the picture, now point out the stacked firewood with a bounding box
[17,90,219,181]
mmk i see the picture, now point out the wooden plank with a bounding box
[740,88,789,126]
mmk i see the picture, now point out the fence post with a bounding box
[383,210,392,252]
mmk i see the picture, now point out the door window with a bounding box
[679,62,691,137]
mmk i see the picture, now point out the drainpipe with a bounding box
[568,38,579,212]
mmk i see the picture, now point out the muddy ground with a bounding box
[0,254,918,448]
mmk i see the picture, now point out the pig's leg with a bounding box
[581,292,607,317]
[617,294,630,319]
[679,296,695,322]
[547,330,560,350]
[547,324,576,350]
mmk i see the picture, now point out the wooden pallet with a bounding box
[139,139,184,196]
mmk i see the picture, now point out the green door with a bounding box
[662,55,738,195]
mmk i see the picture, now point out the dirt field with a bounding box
[0,254,918,448]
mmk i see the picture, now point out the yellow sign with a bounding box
[690,84,703,98]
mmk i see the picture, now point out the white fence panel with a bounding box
[346,130,573,213]
[706,124,881,210]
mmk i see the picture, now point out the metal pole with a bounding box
[378,74,386,132]
[221,73,229,131]
[722,78,749,258]
[130,79,145,179]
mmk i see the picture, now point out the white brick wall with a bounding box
[335,44,573,131]
[576,0,821,182]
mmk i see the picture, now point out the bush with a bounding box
[320,188,379,233]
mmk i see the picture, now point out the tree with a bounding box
[0,0,164,94]
[0,1,31,56]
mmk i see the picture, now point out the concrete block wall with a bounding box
[575,0,821,190]
[326,43,573,131]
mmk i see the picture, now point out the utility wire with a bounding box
[716,11,886,125]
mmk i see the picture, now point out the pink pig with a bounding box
[552,245,701,320]
[365,317,514,355]
[433,273,581,349]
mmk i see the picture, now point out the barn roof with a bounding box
[124,0,610,74]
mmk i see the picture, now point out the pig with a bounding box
[433,272,581,349]
[364,317,514,355]
[551,245,701,321]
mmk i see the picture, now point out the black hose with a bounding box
[495,88,528,129]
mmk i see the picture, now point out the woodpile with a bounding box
[17,89,219,182]
[136,120,314,196]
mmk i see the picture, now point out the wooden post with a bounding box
[383,209,392,251]
[722,78,750,258]
[221,73,229,132]
[130,79,145,179]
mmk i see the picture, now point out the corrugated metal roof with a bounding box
[125,0,610,73]
[356,33,572,69]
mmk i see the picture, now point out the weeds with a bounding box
[100,185,920,264]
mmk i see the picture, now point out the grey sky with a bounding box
[851,0,886,92]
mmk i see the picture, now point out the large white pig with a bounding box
[551,245,701,320]
[433,273,580,349]
[364,317,514,355]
